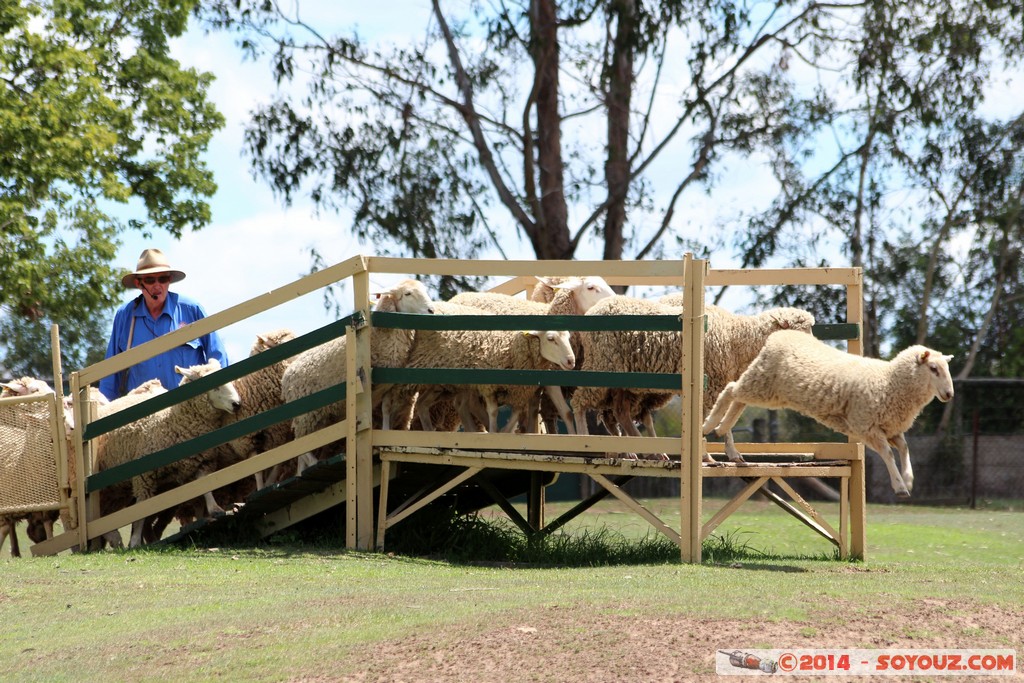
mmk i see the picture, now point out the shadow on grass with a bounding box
[153,504,839,571]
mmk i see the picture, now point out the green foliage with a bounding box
[1,0,224,368]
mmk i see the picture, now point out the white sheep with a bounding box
[280,278,435,474]
[77,379,168,549]
[221,328,297,490]
[1,376,55,397]
[702,329,955,497]
[92,360,241,547]
[1,377,57,557]
[402,299,577,434]
[448,276,614,432]
[570,296,815,460]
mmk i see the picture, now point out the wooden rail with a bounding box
[32,254,865,564]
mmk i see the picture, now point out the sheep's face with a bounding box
[377,279,435,314]
[918,349,955,403]
[1,377,53,397]
[529,330,576,370]
[558,275,615,314]
[175,360,243,414]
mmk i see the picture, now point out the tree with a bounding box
[205,0,855,293]
[208,0,1022,362]
[732,0,1024,358]
[0,0,224,375]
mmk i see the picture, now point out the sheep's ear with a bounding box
[522,330,540,339]
[174,365,186,376]
[943,354,954,362]
[374,293,397,313]
[917,350,931,365]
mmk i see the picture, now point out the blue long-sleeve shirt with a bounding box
[98,292,230,400]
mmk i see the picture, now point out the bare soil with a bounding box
[332,598,1022,682]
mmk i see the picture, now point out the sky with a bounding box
[108,2,797,365]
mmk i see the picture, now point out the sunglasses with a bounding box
[140,275,172,285]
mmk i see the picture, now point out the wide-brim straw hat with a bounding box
[121,248,187,288]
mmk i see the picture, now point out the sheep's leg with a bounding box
[296,452,318,475]
[722,431,746,464]
[128,518,146,548]
[414,387,441,431]
[702,384,747,463]
[483,393,501,433]
[702,384,735,435]
[864,432,910,497]
[888,433,914,494]
[640,409,657,438]
[543,385,576,435]
[202,490,225,517]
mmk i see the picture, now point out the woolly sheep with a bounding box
[570,295,815,460]
[1,377,54,397]
[1,378,56,556]
[50,379,168,551]
[92,360,241,547]
[280,278,434,474]
[702,329,954,497]
[221,328,297,490]
[448,277,613,432]
[401,300,576,434]
[659,297,816,461]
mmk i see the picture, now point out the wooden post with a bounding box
[679,253,706,563]
[846,269,867,560]
[351,265,374,550]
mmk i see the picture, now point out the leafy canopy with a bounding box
[0,0,224,376]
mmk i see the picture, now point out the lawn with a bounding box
[2,498,1022,682]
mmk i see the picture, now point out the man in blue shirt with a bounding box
[98,249,230,400]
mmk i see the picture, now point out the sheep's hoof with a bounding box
[896,489,911,498]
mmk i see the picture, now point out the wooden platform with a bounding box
[376,445,863,561]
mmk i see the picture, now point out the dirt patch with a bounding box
[335,599,1021,682]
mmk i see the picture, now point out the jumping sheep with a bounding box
[702,329,954,497]
[92,360,241,547]
[279,278,435,474]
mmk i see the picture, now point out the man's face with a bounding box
[137,273,172,307]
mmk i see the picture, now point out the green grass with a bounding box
[2,498,1022,682]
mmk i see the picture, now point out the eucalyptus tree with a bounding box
[0,1,223,374]
[205,0,866,294]
[730,0,1024,356]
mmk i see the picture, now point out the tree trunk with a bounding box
[529,0,571,260]
[602,0,635,262]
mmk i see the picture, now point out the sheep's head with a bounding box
[767,307,816,333]
[251,328,297,355]
[526,330,576,370]
[175,360,242,414]
[1,376,53,397]
[374,279,434,314]
[552,275,615,314]
[916,348,955,403]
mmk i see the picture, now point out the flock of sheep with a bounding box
[0,274,956,554]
